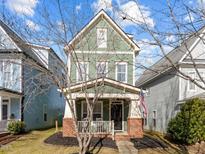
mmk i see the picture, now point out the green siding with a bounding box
[10,98,21,120]
[74,19,132,51]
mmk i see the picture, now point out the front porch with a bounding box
[0,89,22,132]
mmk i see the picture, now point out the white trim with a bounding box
[0,26,21,51]
[179,67,182,100]
[115,62,127,83]
[81,101,103,120]
[74,50,133,54]
[187,71,197,92]
[133,52,135,86]
[65,10,139,52]
[1,97,10,120]
[96,61,108,78]
[64,78,140,93]
[179,28,205,63]
[110,100,124,132]
[76,62,89,82]
[97,28,107,48]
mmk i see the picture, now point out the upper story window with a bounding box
[188,71,196,91]
[0,60,12,87]
[116,62,127,83]
[77,62,89,82]
[96,62,108,78]
[97,28,107,48]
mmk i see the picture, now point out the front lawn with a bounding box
[0,128,118,154]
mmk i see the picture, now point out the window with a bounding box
[116,62,127,83]
[188,72,196,91]
[153,111,157,128]
[3,61,12,88]
[97,28,107,48]
[77,62,89,82]
[96,62,108,78]
[146,88,150,96]
[43,104,47,122]
[82,101,102,121]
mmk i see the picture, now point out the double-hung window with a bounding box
[82,101,102,121]
[153,111,157,128]
[188,71,196,91]
[3,61,12,88]
[97,28,107,48]
[96,62,108,78]
[116,62,127,83]
[77,62,89,82]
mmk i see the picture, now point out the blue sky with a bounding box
[0,0,204,75]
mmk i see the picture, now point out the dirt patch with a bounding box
[44,132,118,149]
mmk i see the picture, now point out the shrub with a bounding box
[167,98,205,144]
[7,120,25,135]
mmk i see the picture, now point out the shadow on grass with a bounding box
[44,132,117,154]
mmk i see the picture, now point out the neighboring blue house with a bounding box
[0,20,65,131]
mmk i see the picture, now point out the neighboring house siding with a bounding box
[0,57,22,92]
[24,85,64,130]
[179,67,205,100]
[10,98,21,120]
[142,71,179,133]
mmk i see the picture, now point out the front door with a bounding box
[2,104,8,120]
[111,103,123,131]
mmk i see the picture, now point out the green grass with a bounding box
[0,128,119,154]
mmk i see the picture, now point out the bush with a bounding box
[167,98,205,144]
[7,120,25,135]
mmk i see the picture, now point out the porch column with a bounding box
[63,100,76,137]
[0,96,2,120]
[127,100,143,138]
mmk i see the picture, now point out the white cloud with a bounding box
[117,1,155,28]
[26,20,40,31]
[6,0,38,16]
[76,4,81,13]
[184,13,195,22]
[92,0,113,13]
[165,35,176,42]
[92,0,154,28]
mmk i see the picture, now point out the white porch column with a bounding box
[64,100,76,118]
[0,96,2,120]
[129,100,142,118]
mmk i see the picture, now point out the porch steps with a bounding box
[115,132,130,141]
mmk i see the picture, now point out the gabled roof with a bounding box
[64,77,140,93]
[65,9,140,52]
[136,26,205,87]
[0,19,64,67]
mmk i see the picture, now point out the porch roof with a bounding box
[64,77,140,94]
[0,87,22,97]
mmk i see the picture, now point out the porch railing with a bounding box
[78,121,114,138]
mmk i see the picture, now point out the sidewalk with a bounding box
[117,141,138,154]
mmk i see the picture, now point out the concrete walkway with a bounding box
[117,141,138,154]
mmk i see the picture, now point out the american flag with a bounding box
[139,89,147,118]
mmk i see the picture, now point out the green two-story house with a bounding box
[63,10,143,140]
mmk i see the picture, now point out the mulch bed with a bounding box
[131,135,169,149]
[44,132,118,149]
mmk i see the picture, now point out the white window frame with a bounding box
[97,28,107,48]
[76,62,89,82]
[2,60,13,88]
[188,71,196,92]
[96,61,108,78]
[81,101,103,120]
[152,110,157,128]
[115,62,127,83]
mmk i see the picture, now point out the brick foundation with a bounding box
[127,118,143,138]
[63,118,76,137]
